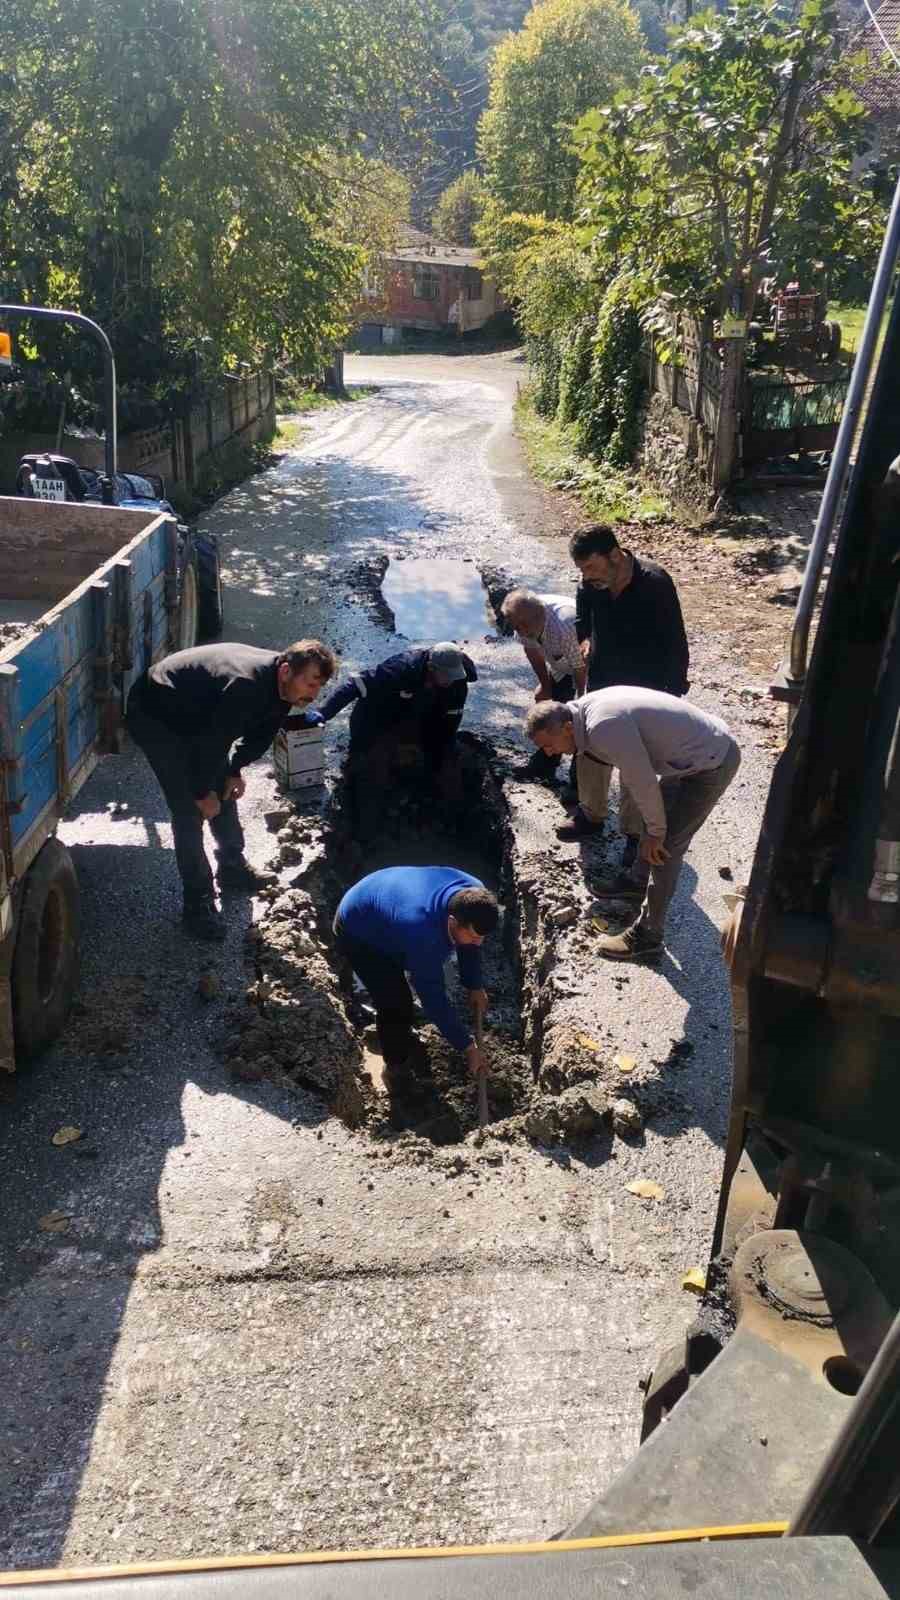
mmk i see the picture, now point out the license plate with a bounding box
[34,478,66,501]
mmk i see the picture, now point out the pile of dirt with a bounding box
[0,620,38,651]
[330,552,393,630]
[224,884,367,1127]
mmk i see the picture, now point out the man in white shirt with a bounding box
[526,688,740,961]
[501,589,587,785]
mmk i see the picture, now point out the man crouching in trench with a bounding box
[333,866,499,1088]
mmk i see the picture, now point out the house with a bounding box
[849,0,900,165]
[358,228,503,345]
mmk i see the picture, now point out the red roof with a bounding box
[852,0,900,116]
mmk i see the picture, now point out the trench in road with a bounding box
[0,363,755,1567]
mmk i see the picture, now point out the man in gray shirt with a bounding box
[526,688,740,961]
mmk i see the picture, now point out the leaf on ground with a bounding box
[38,1210,71,1232]
[614,1054,637,1074]
[576,1032,602,1054]
[682,1267,707,1294]
[591,917,609,933]
[51,1126,82,1147]
[626,1178,665,1201]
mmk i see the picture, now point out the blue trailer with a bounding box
[0,494,203,1071]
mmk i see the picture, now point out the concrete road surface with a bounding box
[0,350,776,1571]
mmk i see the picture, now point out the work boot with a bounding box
[216,857,277,894]
[596,921,663,963]
[590,872,645,902]
[556,808,605,841]
[182,898,227,942]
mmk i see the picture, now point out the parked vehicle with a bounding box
[0,493,206,1072]
[0,297,222,1072]
[749,280,842,363]
[4,304,223,642]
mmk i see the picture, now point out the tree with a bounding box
[433,171,490,243]
[0,0,441,402]
[572,0,883,318]
[477,0,645,219]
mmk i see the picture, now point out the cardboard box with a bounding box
[273,722,325,790]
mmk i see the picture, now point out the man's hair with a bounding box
[448,886,500,934]
[569,524,620,563]
[282,640,337,679]
[525,701,574,740]
[501,589,545,628]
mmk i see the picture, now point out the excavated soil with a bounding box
[221,735,644,1166]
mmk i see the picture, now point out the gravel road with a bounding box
[0,349,782,1572]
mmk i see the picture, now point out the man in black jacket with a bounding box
[127,640,336,940]
[562,524,689,842]
[306,642,477,835]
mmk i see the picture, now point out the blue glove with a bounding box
[300,708,324,727]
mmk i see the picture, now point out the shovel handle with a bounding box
[474,1008,489,1128]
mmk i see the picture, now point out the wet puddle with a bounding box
[381,557,490,643]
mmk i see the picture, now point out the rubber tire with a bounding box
[195,532,224,641]
[11,838,80,1060]
[178,556,199,650]
[826,319,842,360]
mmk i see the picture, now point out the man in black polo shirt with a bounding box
[127,640,336,940]
[560,525,689,842]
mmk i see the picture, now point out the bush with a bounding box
[528,334,563,417]
[573,280,643,465]
[557,319,594,426]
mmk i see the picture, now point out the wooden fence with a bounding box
[644,303,849,486]
[644,309,735,491]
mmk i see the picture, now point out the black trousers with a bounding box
[333,916,415,1067]
[127,701,244,908]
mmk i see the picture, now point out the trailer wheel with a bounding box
[826,319,842,360]
[178,557,199,650]
[12,839,80,1060]
[195,532,224,640]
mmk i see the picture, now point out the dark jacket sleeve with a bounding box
[575,584,591,645]
[188,680,263,794]
[317,676,364,723]
[653,572,690,695]
[229,714,285,775]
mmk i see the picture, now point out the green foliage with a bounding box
[433,171,490,244]
[527,335,564,416]
[478,0,645,219]
[515,389,671,522]
[476,206,597,328]
[0,0,439,410]
[572,0,884,315]
[573,280,644,465]
[557,319,594,424]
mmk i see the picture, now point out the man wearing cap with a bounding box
[307,643,477,830]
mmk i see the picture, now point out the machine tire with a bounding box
[195,531,224,640]
[11,839,80,1060]
[826,319,842,360]
[178,555,199,650]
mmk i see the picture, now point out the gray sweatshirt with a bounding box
[572,687,733,838]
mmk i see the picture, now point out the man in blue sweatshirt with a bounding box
[333,867,499,1080]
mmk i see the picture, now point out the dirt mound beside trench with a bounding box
[221,748,648,1163]
[225,883,368,1128]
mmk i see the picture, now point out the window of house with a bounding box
[413,267,440,301]
[465,270,483,301]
